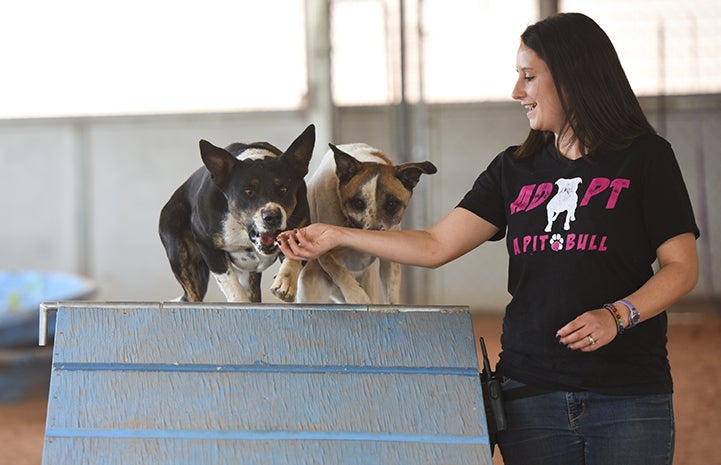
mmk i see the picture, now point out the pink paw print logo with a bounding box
[550,233,564,251]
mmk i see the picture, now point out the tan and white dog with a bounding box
[295,143,437,304]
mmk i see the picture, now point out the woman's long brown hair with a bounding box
[514,13,655,159]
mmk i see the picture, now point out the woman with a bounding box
[278,12,698,465]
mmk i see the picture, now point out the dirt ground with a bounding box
[1,312,719,465]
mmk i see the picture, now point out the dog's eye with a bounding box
[385,199,400,214]
[278,186,288,194]
[349,197,366,211]
[244,189,254,197]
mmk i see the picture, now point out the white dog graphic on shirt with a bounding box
[545,177,582,232]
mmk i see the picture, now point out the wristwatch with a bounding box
[616,299,640,329]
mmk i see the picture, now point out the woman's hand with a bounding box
[277,223,339,261]
[556,307,618,352]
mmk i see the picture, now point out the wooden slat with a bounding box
[45,371,485,437]
[51,304,477,369]
[43,438,489,465]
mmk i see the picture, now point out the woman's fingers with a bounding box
[277,229,305,259]
[556,308,618,352]
[277,226,330,260]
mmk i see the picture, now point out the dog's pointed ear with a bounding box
[331,144,362,185]
[199,139,236,187]
[282,124,315,175]
[394,161,438,191]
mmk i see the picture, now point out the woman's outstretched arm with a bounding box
[277,207,501,269]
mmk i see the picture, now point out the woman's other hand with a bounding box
[556,307,618,352]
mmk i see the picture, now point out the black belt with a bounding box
[502,384,558,401]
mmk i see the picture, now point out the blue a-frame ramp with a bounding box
[40,302,493,465]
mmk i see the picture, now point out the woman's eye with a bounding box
[525,76,535,82]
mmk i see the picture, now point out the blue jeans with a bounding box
[496,377,675,465]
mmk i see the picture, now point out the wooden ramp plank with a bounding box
[51,304,478,368]
[43,438,488,465]
[46,372,484,436]
[42,303,492,465]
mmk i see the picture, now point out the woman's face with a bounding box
[512,42,566,135]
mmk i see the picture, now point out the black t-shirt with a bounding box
[458,134,699,395]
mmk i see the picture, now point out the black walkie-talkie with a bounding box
[479,337,506,443]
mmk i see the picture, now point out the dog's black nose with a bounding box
[262,209,283,228]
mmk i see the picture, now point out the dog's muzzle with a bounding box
[248,226,280,255]
[249,207,286,255]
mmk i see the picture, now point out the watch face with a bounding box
[629,309,640,327]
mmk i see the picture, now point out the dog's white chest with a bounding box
[228,249,276,273]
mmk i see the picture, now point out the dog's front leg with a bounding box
[544,209,558,233]
[379,260,401,304]
[319,251,371,304]
[202,248,250,302]
[564,205,577,230]
[212,268,250,302]
[271,258,303,302]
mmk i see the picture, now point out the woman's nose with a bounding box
[511,80,524,101]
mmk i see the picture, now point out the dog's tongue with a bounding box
[260,232,277,248]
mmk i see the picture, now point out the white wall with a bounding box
[2,96,719,312]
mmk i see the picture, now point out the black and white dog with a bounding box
[159,124,315,302]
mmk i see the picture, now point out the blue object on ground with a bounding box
[0,270,95,348]
[0,270,95,403]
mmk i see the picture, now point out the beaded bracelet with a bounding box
[603,303,625,335]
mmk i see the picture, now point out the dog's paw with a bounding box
[272,287,295,302]
[550,233,564,252]
[271,274,296,302]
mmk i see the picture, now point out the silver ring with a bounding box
[589,335,596,345]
